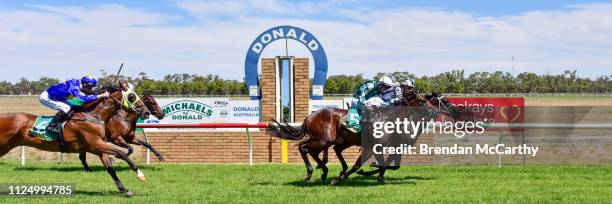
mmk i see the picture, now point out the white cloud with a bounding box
[0,1,611,83]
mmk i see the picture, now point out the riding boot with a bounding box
[346,108,361,133]
[46,110,69,152]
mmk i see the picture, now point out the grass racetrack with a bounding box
[0,161,610,203]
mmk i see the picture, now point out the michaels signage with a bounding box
[143,98,260,132]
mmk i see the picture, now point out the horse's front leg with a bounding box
[333,144,350,178]
[98,153,133,197]
[331,147,373,185]
[356,154,401,176]
[94,139,146,182]
[316,149,328,169]
[113,137,134,156]
[79,152,92,172]
[131,138,165,161]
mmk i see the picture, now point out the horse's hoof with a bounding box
[377,176,385,183]
[136,170,146,181]
[320,174,328,182]
[158,157,166,162]
[303,174,312,181]
[331,179,340,186]
[125,191,134,197]
[137,176,146,181]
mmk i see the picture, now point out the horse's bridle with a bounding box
[100,91,148,120]
[121,92,150,119]
[433,95,453,115]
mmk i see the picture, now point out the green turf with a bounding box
[0,160,610,203]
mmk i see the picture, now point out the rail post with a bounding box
[20,146,25,166]
[246,128,253,166]
[143,129,150,165]
[522,133,526,165]
[497,129,504,168]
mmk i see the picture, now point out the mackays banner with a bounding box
[140,98,260,132]
[447,97,525,131]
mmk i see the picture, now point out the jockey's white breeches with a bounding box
[39,91,71,113]
[363,96,387,108]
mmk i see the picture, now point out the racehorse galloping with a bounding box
[267,85,425,182]
[0,83,150,196]
[79,93,167,171]
[268,88,457,184]
[353,91,461,177]
[331,92,458,185]
[267,108,346,182]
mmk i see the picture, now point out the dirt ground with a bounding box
[0,96,55,115]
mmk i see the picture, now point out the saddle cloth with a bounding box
[28,116,66,141]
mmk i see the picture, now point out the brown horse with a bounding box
[329,93,458,185]
[268,107,347,182]
[0,84,150,196]
[267,88,424,181]
[79,93,167,171]
[268,89,456,183]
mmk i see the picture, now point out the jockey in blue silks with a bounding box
[38,75,109,149]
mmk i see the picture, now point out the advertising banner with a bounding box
[309,99,344,113]
[447,97,525,131]
[142,98,260,132]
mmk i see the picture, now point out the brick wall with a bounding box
[293,58,310,122]
[139,57,432,164]
[260,58,276,122]
[141,57,364,163]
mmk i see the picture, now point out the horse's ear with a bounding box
[119,81,128,91]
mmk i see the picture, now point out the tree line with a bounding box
[0,69,609,95]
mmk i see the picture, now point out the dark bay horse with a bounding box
[268,90,457,184]
[0,84,150,196]
[267,88,428,181]
[79,94,166,171]
[268,107,348,182]
[330,93,459,185]
[348,92,460,176]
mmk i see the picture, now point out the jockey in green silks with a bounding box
[346,75,402,133]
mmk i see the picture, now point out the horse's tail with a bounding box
[266,118,306,141]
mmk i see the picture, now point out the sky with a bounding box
[1,0,612,82]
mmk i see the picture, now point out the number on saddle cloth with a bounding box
[28,116,67,141]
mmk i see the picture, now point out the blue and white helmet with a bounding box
[81,75,98,87]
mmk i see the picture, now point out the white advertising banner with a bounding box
[141,98,260,132]
[309,99,345,113]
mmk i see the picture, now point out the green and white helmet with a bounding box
[402,79,415,87]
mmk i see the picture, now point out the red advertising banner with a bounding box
[447,97,525,124]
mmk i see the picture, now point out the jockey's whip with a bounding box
[113,62,124,84]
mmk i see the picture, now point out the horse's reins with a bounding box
[71,91,131,124]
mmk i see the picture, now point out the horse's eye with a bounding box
[128,93,137,102]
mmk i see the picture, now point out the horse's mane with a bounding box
[424,92,441,101]
[73,85,122,112]
[99,85,121,94]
